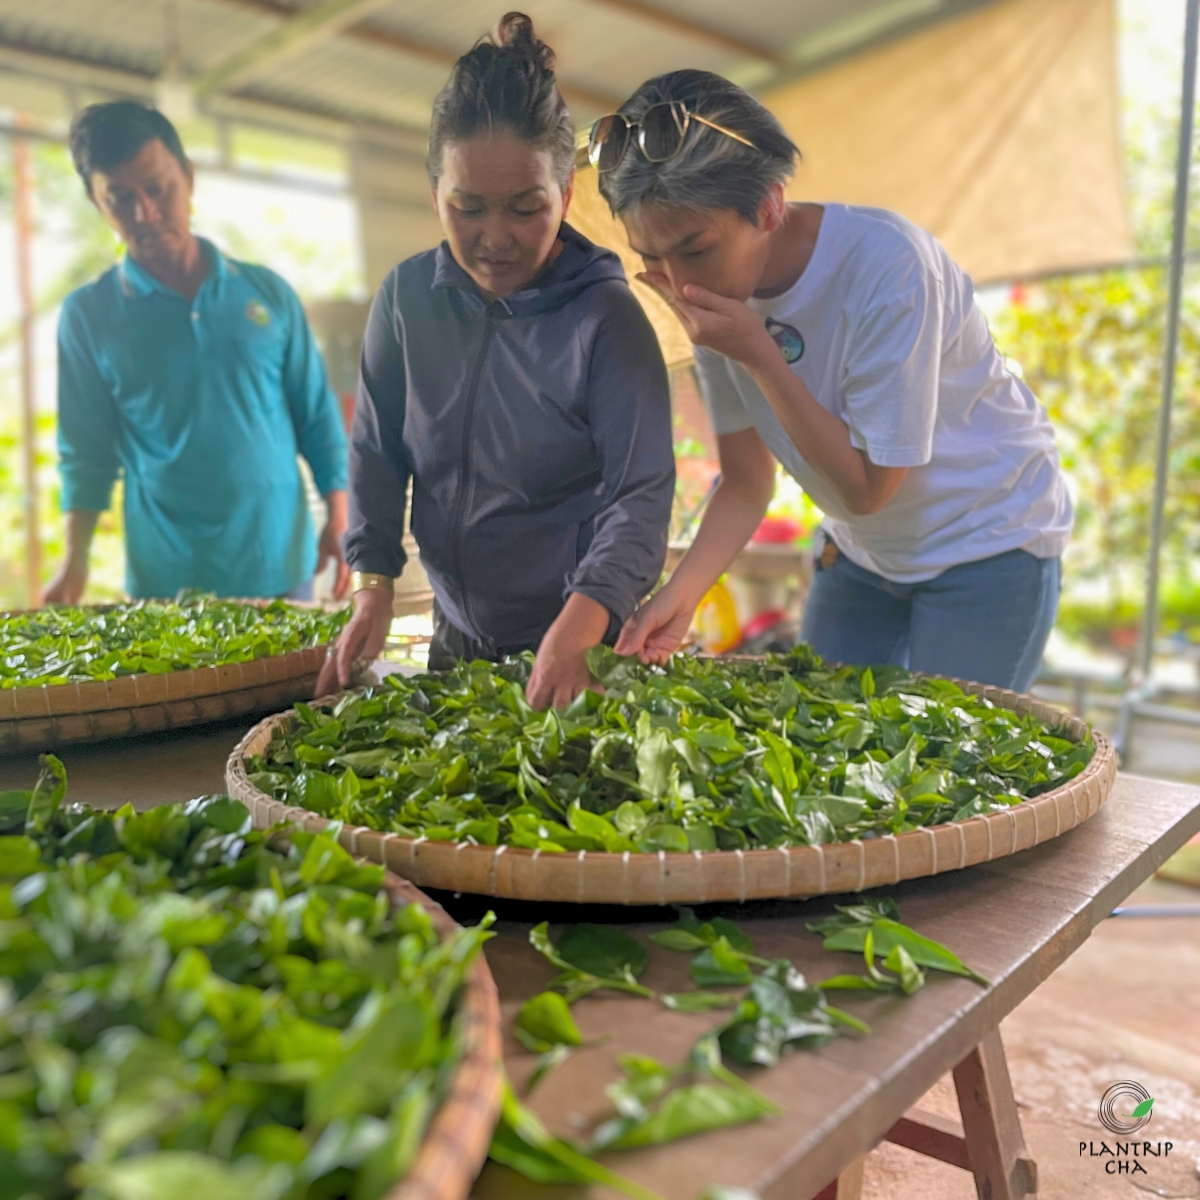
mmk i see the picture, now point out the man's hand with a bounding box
[43,510,100,607]
[614,580,697,665]
[318,490,350,600]
[527,593,611,710]
[315,584,392,696]
[43,561,88,607]
[637,271,777,369]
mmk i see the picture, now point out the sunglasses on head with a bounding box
[587,100,758,173]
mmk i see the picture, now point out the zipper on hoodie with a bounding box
[448,300,506,643]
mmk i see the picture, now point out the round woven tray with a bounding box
[227,679,1118,906]
[376,869,503,1200]
[0,645,331,754]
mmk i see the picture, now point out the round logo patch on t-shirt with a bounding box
[245,299,271,327]
[766,317,804,363]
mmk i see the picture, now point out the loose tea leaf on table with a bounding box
[808,900,989,987]
[488,1087,666,1200]
[590,1041,780,1152]
[248,644,1093,852]
[530,922,655,1002]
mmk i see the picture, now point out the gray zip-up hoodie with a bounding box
[344,223,674,652]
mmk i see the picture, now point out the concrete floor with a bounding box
[861,876,1200,1199]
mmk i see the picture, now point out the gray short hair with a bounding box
[597,71,798,224]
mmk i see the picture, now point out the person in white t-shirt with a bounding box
[588,70,1072,691]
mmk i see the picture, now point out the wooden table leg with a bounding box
[881,1029,1037,1198]
[811,1155,864,1200]
[952,1029,1039,1199]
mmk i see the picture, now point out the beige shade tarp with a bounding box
[766,0,1131,285]
[569,0,1131,365]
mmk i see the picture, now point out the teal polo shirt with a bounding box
[57,239,348,599]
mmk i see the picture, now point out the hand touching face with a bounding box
[621,201,775,305]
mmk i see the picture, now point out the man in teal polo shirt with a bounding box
[45,101,349,604]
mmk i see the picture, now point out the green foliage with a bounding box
[591,1041,779,1151]
[528,922,655,1003]
[808,899,989,987]
[514,992,583,1050]
[488,1087,665,1200]
[992,270,1200,627]
[250,647,1093,852]
[0,593,348,686]
[0,758,493,1200]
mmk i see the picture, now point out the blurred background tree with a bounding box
[988,0,1200,652]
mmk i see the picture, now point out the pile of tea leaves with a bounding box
[0,756,491,1200]
[246,645,1093,852]
[0,592,348,687]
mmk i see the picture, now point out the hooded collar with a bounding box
[431,222,625,317]
[118,236,231,300]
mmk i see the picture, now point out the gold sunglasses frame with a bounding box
[587,101,757,172]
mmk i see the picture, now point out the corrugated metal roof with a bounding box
[0,0,993,138]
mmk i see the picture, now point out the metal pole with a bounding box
[1139,0,1200,681]
[1119,0,1200,760]
[13,130,42,608]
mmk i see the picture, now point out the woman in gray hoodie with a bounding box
[318,14,674,708]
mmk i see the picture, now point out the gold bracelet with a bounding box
[350,571,395,594]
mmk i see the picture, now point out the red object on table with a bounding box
[740,609,787,642]
[751,515,802,543]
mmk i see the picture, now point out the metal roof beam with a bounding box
[203,0,624,110]
[0,39,427,156]
[579,0,784,65]
[193,0,394,95]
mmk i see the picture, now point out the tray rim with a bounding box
[226,674,1118,905]
[374,871,503,1200]
[0,599,342,750]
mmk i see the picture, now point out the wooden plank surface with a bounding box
[0,719,245,809]
[449,774,1200,1200]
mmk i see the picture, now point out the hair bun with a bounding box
[494,11,555,71]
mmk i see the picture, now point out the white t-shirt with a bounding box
[695,203,1073,584]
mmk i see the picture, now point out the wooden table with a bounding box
[6,732,1198,1200]
[439,774,1200,1200]
[0,721,245,809]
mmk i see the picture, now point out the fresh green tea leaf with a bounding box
[661,991,741,1013]
[650,928,711,952]
[2,763,488,1200]
[489,1087,665,1200]
[248,647,1091,854]
[690,938,754,987]
[822,919,989,986]
[516,992,583,1049]
[556,924,649,981]
[25,754,66,834]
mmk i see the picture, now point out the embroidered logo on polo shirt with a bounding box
[245,300,271,326]
[766,317,804,364]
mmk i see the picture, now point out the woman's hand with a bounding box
[637,271,776,369]
[614,581,698,665]
[527,593,611,710]
[315,586,393,696]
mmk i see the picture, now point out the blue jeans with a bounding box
[286,580,314,602]
[799,541,1061,692]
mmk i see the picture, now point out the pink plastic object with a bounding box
[751,516,802,544]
